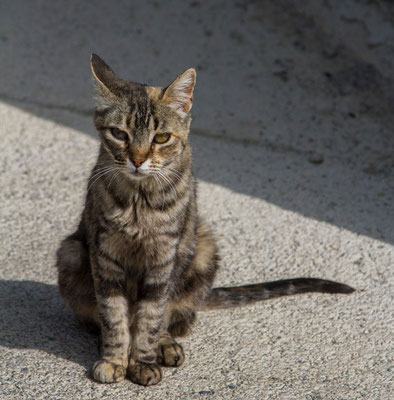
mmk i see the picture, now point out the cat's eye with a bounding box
[153,133,171,144]
[111,128,129,141]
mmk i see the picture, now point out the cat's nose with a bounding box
[132,159,146,168]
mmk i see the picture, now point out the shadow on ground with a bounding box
[191,134,393,245]
[0,280,98,371]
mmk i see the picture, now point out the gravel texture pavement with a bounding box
[1,1,393,399]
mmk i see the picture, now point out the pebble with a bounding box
[308,153,325,164]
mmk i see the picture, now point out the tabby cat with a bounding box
[56,54,354,386]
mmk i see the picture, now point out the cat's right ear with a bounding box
[90,54,123,102]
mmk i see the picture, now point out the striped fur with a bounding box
[56,54,354,386]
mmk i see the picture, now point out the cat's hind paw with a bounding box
[127,362,162,386]
[157,342,185,367]
[91,359,126,383]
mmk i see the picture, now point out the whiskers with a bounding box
[86,159,184,209]
[161,165,183,182]
[87,162,125,194]
[150,164,183,208]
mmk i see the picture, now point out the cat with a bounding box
[56,54,355,386]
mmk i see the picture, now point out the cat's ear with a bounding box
[161,68,196,116]
[90,54,124,101]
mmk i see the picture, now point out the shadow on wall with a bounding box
[0,280,98,371]
[0,0,393,245]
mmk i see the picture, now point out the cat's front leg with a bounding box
[127,261,174,386]
[90,255,130,383]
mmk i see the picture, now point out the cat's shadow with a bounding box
[0,279,98,370]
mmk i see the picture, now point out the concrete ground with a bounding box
[0,1,393,399]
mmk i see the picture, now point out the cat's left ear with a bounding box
[161,68,196,117]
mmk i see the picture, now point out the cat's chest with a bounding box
[97,200,180,268]
[102,197,178,239]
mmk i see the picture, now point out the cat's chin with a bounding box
[127,171,149,181]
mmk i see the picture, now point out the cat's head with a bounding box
[90,54,196,181]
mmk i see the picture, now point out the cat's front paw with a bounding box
[91,359,126,383]
[157,342,185,367]
[127,362,162,386]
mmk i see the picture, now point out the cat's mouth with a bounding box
[126,159,151,180]
[129,170,148,179]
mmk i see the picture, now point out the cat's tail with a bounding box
[203,278,355,310]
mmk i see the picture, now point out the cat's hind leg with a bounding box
[166,305,197,338]
[56,232,99,332]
